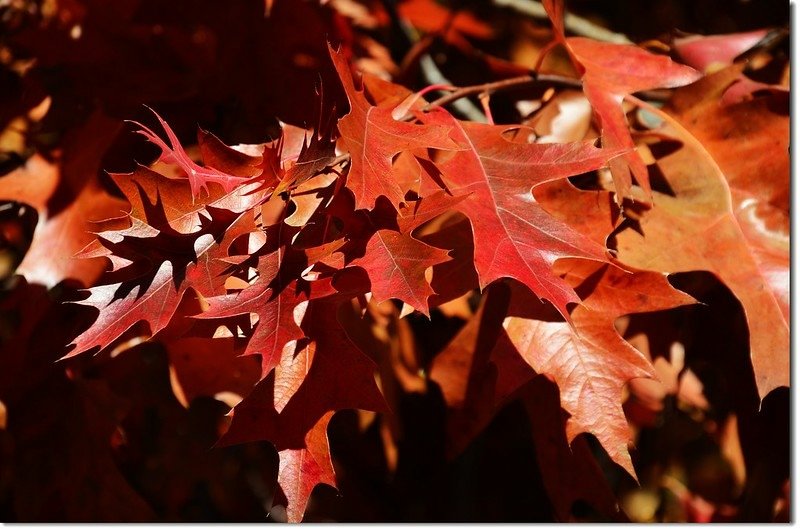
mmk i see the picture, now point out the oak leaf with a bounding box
[347,192,464,315]
[329,45,457,210]
[418,112,617,319]
[432,261,694,477]
[276,412,336,523]
[131,108,251,198]
[0,113,128,287]
[199,226,312,380]
[667,66,789,320]
[67,187,257,358]
[220,275,387,451]
[542,0,701,200]
[503,260,694,476]
[609,99,789,399]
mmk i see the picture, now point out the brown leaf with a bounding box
[610,100,789,400]
[0,113,128,287]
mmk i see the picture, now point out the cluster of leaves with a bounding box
[0,0,789,522]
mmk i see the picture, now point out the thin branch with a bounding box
[418,55,487,122]
[492,0,632,44]
[396,15,488,122]
[421,73,672,113]
[422,73,581,111]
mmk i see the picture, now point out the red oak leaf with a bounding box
[237,285,341,522]
[199,230,307,381]
[542,0,701,200]
[668,67,789,322]
[214,286,381,516]
[198,189,350,376]
[610,85,789,399]
[276,413,335,523]
[104,165,264,235]
[347,192,464,315]
[350,230,448,315]
[418,112,617,319]
[329,45,457,210]
[67,202,256,358]
[131,108,252,198]
[65,110,276,359]
[427,266,678,517]
[432,260,694,478]
[219,275,387,450]
[504,260,694,476]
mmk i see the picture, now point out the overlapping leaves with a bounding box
[64,46,629,519]
[57,11,788,521]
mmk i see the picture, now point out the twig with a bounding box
[396,15,488,122]
[492,0,632,44]
[418,55,488,122]
[422,73,581,111]
[421,74,672,113]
